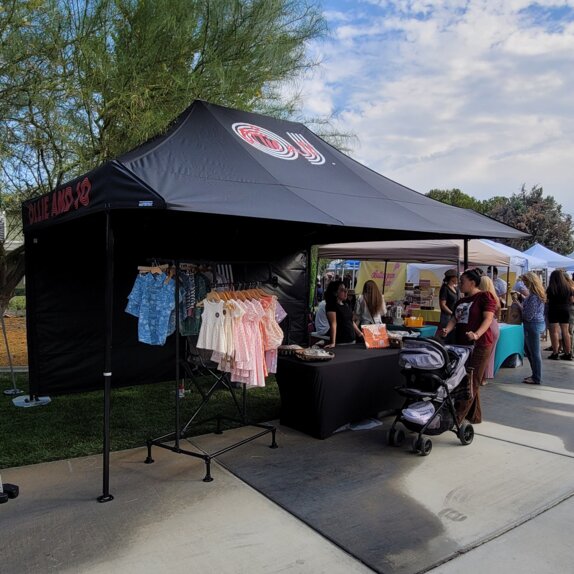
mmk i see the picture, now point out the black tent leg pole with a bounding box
[382,261,388,294]
[175,260,181,450]
[506,265,510,309]
[98,375,113,502]
[1,314,22,396]
[98,210,114,503]
[463,239,469,270]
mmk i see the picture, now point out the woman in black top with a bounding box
[324,281,364,348]
[439,269,459,343]
[546,269,574,360]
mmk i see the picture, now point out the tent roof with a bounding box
[480,239,547,270]
[22,100,525,241]
[523,243,574,270]
[318,239,542,269]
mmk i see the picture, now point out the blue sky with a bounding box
[294,0,574,217]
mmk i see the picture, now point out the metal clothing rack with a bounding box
[144,260,278,482]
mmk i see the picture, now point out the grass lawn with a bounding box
[0,373,281,469]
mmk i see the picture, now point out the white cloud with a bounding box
[298,1,574,217]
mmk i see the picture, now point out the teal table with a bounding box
[494,323,524,374]
[386,324,437,338]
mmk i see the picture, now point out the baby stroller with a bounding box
[388,337,474,456]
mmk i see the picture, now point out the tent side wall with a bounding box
[25,210,309,396]
[25,213,178,395]
[27,213,109,394]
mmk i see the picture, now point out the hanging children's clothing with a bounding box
[126,269,184,345]
[229,300,251,381]
[180,271,211,336]
[210,300,236,372]
[238,299,267,387]
[197,299,228,354]
[260,296,286,375]
[125,273,146,317]
[195,291,287,388]
[136,272,176,345]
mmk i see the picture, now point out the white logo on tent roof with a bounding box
[232,122,325,165]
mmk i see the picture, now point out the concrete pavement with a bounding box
[1,354,573,574]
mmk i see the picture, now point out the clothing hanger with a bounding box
[164,266,175,285]
[237,290,247,302]
[137,264,168,274]
[206,290,220,302]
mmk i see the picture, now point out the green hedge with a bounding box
[7,296,26,311]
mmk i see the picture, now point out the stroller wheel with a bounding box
[414,436,432,456]
[388,428,405,447]
[458,422,474,445]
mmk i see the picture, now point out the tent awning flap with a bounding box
[22,163,165,229]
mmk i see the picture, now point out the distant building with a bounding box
[1,210,24,252]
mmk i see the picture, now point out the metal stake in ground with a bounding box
[1,313,23,396]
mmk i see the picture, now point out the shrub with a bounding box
[7,296,26,311]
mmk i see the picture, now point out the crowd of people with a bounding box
[312,264,574,427]
[439,266,574,421]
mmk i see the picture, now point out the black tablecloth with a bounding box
[276,345,404,439]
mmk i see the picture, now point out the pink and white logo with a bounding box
[232,122,325,165]
[286,132,325,165]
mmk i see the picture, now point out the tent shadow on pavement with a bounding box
[190,357,574,574]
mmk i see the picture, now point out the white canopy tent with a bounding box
[319,239,549,304]
[480,239,547,271]
[318,239,545,269]
[523,243,574,271]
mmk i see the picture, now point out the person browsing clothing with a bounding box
[441,269,497,424]
[354,279,387,326]
[324,280,363,349]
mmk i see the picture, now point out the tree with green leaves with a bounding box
[427,188,485,213]
[0,0,327,310]
[486,185,574,254]
[426,185,574,254]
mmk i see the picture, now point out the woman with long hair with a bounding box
[479,275,501,384]
[324,280,364,348]
[546,269,574,361]
[520,272,547,384]
[354,279,387,326]
[441,269,497,424]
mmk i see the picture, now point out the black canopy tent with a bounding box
[22,100,526,500]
